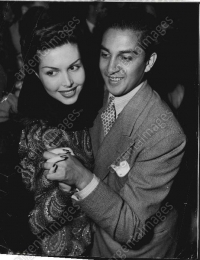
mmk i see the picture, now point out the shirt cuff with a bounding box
[72,174,100,201]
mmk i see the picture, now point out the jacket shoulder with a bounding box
[130,88,185,148]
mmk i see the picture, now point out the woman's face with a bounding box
[38,43,85,105]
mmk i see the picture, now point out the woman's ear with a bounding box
[144,52,157,73]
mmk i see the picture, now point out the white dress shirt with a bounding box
[109,81,145,118]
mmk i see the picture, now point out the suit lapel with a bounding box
[90,90,109,158]
[94,118,132,180]
[92,81,153,180]
[90,109,103,158]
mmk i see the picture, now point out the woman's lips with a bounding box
[59,86,77,98]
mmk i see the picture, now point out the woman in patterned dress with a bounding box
[17,7,101,257]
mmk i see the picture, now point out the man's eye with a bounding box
[69,65,81,71]
[101,51,110,59]
[46,71,57,76]
[121,56,132,62]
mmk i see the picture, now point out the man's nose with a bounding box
[107,57,120,75]
[61,72,72,87]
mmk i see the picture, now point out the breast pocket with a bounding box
[111,160,130,177]
[109,160,131,191]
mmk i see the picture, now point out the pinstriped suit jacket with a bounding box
[75,81,186,258]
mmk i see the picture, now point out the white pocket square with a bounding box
[111,160,130,177]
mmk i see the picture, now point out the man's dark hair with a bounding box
[96,8,160,61]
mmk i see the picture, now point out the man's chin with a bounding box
[106,85,123,97]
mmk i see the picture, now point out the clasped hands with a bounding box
[43,148,93,191]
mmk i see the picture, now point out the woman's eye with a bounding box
[101,51,110,59]
[70,65,80,71]
[46,71,57,76]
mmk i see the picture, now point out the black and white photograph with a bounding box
[0,1,198,259]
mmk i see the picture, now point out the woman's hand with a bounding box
[43,147,75,192]
[59,182,72,192]
[43,151,93,190]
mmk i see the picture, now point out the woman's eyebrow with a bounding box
[69,58,81,66]
[41,66,58,69]
[41,58,81,69]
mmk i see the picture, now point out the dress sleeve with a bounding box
[28,186,74,235]
[18,122,79,234]
[18,122,46,191]
[19,123,93,256]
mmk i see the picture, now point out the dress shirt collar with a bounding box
[108,81,146,118]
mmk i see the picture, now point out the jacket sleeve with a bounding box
[75,131,186,244]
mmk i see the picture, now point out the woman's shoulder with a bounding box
[20,118,47,139]
[20,118,92,152]
[20,118,82,149]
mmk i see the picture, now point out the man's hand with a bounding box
[43,151,93,190]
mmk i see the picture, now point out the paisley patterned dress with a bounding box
[18,119,94,256]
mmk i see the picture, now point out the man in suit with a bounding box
[44,10,186,258]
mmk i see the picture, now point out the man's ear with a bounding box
[144,52,157,73]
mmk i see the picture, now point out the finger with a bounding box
[43,161,53,170]
[46,171,63,181]
[43,155,68,169]
[47,154,68,163]
[49,163,58,174]
[43,151,58,160]
[49,147,75,155]
[59,182,71,192]
[43,169,49,177]
[49,147,68,154]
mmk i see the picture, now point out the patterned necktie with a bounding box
[101,96,116,136]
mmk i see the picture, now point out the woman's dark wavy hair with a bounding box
[18,7,102,130]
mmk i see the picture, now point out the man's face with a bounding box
[99,28,149,97]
